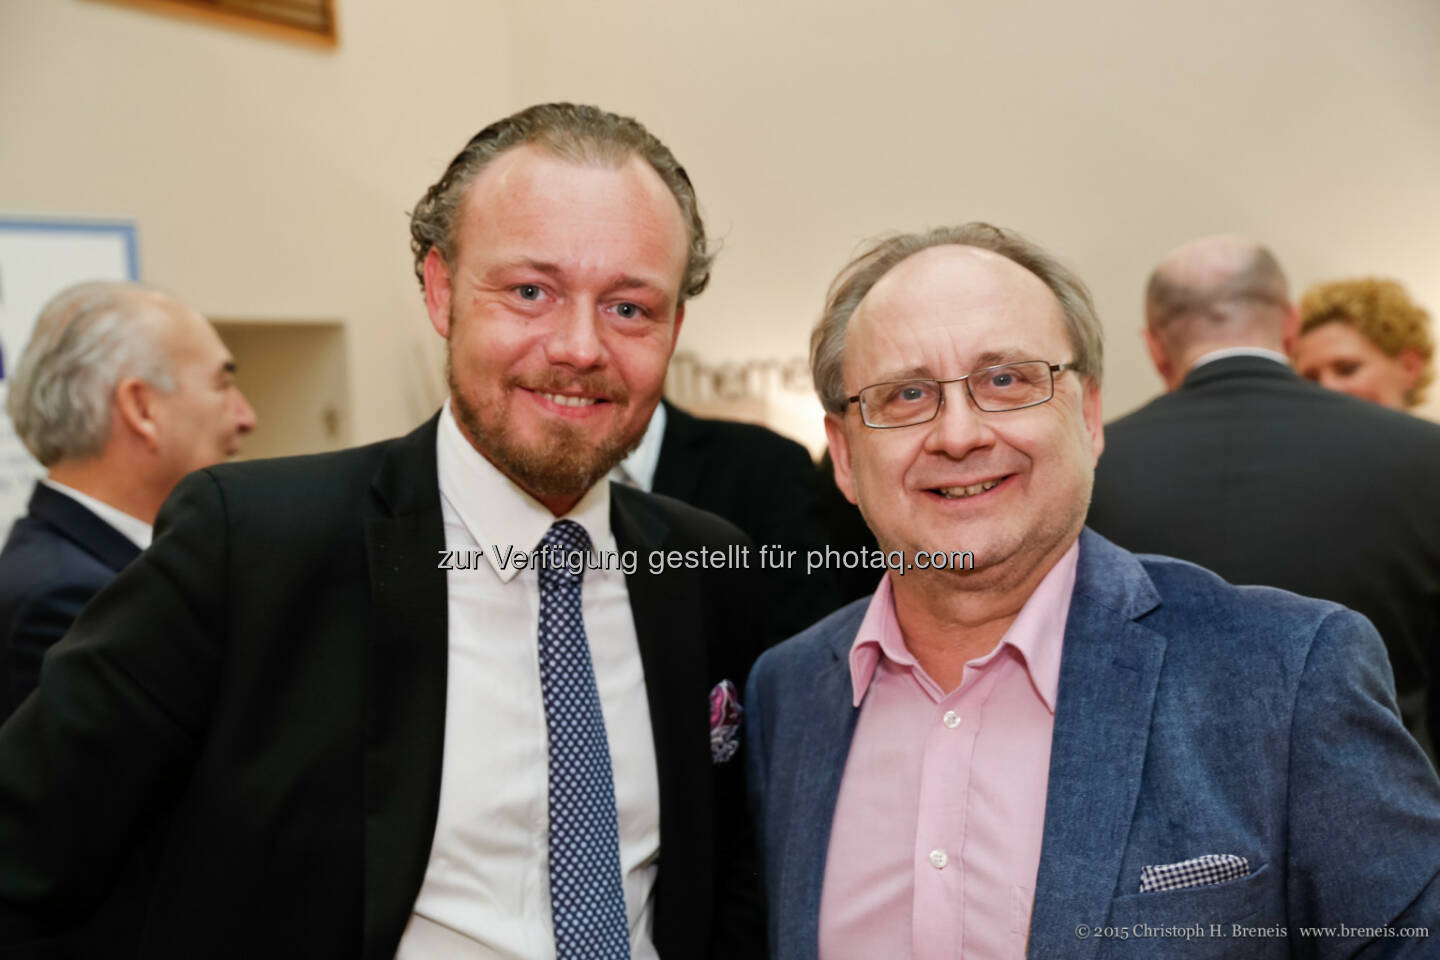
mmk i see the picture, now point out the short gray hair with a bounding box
[1145,240,1290,355]
[6,281,176,466]
[410,102,714,302]
[811,223,1105,414]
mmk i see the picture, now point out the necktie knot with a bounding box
[538,520,592,585]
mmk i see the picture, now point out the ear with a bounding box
[423,248,454,338]
[1397,348,1426,392]
[113,377,160,452]
[1279,302,1301,356]
[823,411,859,506]
[1143,327,1175,389]
[1082,379,1105,463]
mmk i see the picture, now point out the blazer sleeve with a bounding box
[1285,608,1440,957]
[0,470,229,939]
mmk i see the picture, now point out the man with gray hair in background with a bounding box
[0,281,255,719]
[1089,234,1440,763]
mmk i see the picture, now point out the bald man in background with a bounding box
[0,281,256,719]
[1088,236,1440,763]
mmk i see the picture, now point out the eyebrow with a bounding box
[485,258,670,297]
[867,364,937,383]
[865,350,1038,384]
[973,349,1035,367]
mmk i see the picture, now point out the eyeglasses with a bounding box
[847,360,1078,428]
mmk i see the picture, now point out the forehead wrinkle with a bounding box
[848,292,1068,391]
[460,150,688,290]
[476,149,685,235]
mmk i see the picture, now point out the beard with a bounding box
[446,346,644,503]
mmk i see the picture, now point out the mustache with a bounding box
[514,372,630,403]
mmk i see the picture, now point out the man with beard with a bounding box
[0,104,766,959]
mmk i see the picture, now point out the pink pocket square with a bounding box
[709,680,743,764]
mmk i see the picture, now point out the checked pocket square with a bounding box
[1139,854,1250,893]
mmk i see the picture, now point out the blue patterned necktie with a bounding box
[536,520,631,960]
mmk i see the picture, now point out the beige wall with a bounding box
[0,0,511,445]
[512,0,1440,446]
[213,320,350,460]
[3,0,1438,454]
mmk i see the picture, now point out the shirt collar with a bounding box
[612,401,667,492]
[436,399,614,583]
[40,478,153,550]
[847,540,1079,712]
[1188,346,1291,371]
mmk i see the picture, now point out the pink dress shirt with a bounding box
[818,542,1079,960]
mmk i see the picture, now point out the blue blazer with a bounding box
[746,529,1440,959]
[0,482,141,721]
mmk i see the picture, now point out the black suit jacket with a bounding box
[1088,356,1440,760]
[812,449,880,607]
[652,402,839,639]
[0,483,141,721]
[0,415,766,958]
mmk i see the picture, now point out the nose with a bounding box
[234,389,258,434]
[545,300,604,370]
[921,381,997,459]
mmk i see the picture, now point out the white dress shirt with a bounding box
[1187,346,1291,371]
[396,402,661,959]
[612,403,666,492]
[39,478,152,549]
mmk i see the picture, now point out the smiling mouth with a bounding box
[536,391,602,408]
[931,477,1005,499]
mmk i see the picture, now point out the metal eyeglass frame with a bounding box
[845,361,1079,428]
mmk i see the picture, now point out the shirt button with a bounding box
[929,849,949,870]
[942,711,962,729]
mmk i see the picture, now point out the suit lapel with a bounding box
[778,629,859,960]
[611,484,711,952]
[1028,531,1166,960]
[361,415,450,960]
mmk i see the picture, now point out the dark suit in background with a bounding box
[812,449,880,606]
[1089,356,1440,761]
[0,482,141,721]
[0,416,766,958]
[653,401,840,638]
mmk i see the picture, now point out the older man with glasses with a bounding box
[745,223,1440,960]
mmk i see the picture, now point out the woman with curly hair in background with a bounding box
[1294,277,1435,411]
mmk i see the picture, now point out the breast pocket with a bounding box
[1095,864,1279,959]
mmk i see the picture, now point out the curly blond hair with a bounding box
[1300,278,1434,406]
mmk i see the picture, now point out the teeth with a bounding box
[540,392,598,408]
[937,479,1000,499]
